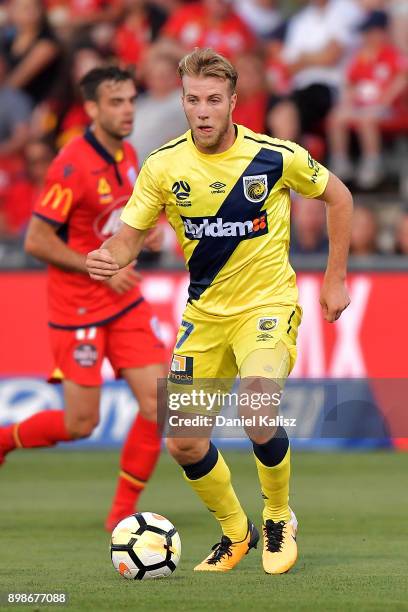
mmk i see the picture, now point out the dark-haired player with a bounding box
[0,67,166,531]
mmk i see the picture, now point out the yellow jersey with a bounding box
[121,124,329,316]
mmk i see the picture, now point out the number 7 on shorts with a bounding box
[175,320,194,349]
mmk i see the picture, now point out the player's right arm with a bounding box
[86,158,164,281]
[25,215,87,272]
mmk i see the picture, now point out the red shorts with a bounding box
[49,301,166,386]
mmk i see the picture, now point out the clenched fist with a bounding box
[86,248,119,281]
[320,277,350,322]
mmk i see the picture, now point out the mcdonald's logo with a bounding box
[40,183,73,217]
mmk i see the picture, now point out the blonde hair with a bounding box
[178,48,238,93]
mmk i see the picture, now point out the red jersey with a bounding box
[163,4,255,59]
[347,44,408,107]
[114,21,150,68]
[33,129,141,329]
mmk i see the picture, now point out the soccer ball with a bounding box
[110,512,181,580]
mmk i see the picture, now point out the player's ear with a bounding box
[84,100,98,121]
[230,92,237,113]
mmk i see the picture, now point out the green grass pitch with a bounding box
[0,449,407,611]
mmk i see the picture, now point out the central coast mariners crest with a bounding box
[243,174,268,203]
[257,317,279,331]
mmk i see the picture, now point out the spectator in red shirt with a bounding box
[162,0,255,59]
[328,10,408,189]
[233,52,268,133]
[113,0,168,70]
[0,139,54,237]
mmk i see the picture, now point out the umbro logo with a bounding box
[210,181,226,194]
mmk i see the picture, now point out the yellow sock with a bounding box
[254,446,291,523]
[184,451,248,541]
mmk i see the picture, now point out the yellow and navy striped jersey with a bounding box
[121,124,329,316]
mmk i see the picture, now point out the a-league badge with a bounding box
[243,174,268,203]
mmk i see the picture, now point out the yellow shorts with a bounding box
[168,302,302,394]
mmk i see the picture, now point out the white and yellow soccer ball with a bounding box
[110,512,181,580]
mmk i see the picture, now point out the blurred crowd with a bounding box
[0,0,407,258]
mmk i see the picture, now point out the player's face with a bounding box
[182,75,237,153]
[92,80,137,140]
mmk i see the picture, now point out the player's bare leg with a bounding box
[0,382,100,465]
[355,114,383,189]
[105,363,165,531]
[63,381,101,438]
[166,434,259,572]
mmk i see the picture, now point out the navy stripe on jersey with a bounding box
[186,147,283,302]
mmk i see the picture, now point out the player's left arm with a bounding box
[283,143,353,322]
[318,172,353,323]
